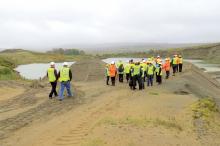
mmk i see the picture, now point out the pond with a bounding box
[15,62,75,80]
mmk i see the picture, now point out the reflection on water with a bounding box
[15,62,75,80]
[185,59,220,72]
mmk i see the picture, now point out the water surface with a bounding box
[15,62,75,80]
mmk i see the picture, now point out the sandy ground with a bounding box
[0,59,220,146]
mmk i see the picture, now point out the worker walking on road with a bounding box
[156,62,163,85]
[58,62,73,101]
[109,61,117,86]
[178,55,183,72]
[146,61,155,86]
[171,55,178,76]
[105,64,110,85]
[140,66,145,89]
[118,61,124,83]
[124,61,131,83]
[131,62,141,90]
[163,58,171,79]
[47,62,58,99]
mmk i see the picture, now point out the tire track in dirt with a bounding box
[0,88,85,140]
[53,98,116,146]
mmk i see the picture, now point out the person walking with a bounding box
[146,61,155,86]
[163,58,171,79]
[178,55,183,72]
[118,63,124,83]
[124,61,131,83]
[47,62,58,99]
[132,62,141,90]
[156,62,163,85]
[58,62,73,101]
[109,61,117,86]
[140,66,145,89]
[171,55,178,76]
[105,64,110,85]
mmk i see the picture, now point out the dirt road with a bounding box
[0,59,220,146]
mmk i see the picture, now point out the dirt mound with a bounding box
[71,59,105,82]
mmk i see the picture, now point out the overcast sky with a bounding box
[0,0,220,50]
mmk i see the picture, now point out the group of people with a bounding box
[105,54,183,90]
[47,62,73,101]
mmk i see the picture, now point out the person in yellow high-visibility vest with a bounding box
[124,60,131,83]
[47,62,58,99]
[178,55,183,72]
[58,62,72,101]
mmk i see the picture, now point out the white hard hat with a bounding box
[111,61,115,64]
[157,55,160,58]
[142,60,146,63]
[63,62,68,66]
[50,62,55,65]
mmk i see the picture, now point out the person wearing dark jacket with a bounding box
[47,62,58,99]
[57,62,73,101]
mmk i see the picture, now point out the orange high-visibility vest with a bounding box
[109,65,117,77]
[163,61,171,71]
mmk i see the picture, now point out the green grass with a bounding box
[95,116,182,131]
[0,66,18,80]
[81,138,105,146]
[191,97,219,121]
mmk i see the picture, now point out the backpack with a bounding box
[118,64,124,72]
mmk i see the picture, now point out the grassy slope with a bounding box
[0,49,90,80]
[99,43,220,64]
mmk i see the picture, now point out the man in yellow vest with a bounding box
[146,61,155,86]
[171,55,178,76]
[178,55,183,72]
[105,64,110,85]
[124,60,131,83]
[58,62,72,101]
[47,62,58,99]
[155,62,163,85]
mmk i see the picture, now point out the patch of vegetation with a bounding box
[0,66,18,80]
[191,97,219,121]
[47,48,85,55]
[81,138,105,146]
[95,116,182,131]
[149,92,159,95]
[153,118,182,131]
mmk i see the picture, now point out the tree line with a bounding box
[47,48,85,55]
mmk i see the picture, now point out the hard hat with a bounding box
[142,60,146,63]
[50,62,55,66]
[157,55,160,58]
[179,55,182,57]
[63,62,68,66]
[165,58,169,61]
[111,61,115,64]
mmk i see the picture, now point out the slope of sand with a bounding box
[0,59,220,146]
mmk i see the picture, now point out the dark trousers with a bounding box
[126,73,130,83]
[49,82,58,98]
[179,64,183,72]
[111,77,116,86]
[156,75,162,84]
[172,65,177,75]
[119,74,123,82]
[106,76,110,85]
[132,75,141,90]
[147,75,154,86]
[165,71,170,79]
[140,77,145,89]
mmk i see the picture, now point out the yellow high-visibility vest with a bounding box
[59,67,70,82]
[47,68,56,82]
